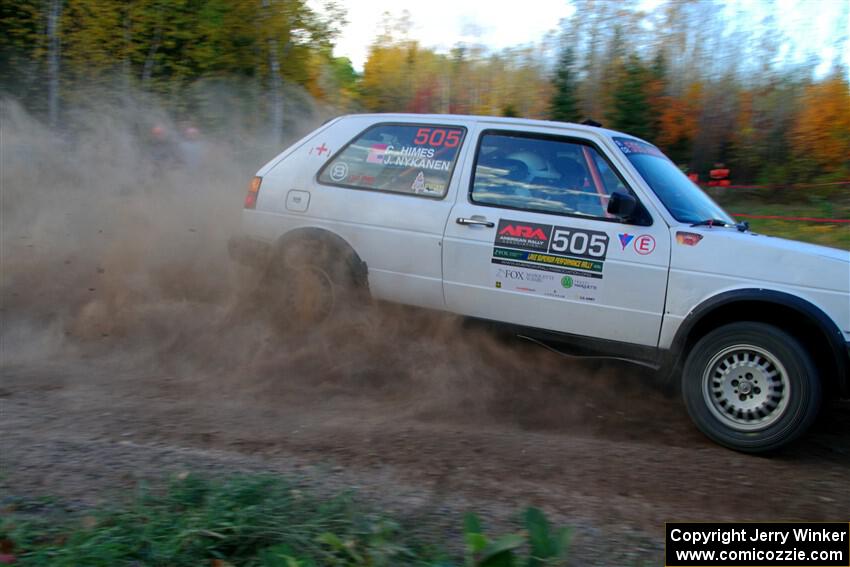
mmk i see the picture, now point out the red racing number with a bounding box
[414,128,461,148]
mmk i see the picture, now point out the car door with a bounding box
[442,124,670,347]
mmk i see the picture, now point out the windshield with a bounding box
[613,137,734,224]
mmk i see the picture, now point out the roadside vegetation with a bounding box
[710,186,850,249]
[2,1,849,185]
[2,2,847,246]
[730,208,849,250]
[0,474,571,566]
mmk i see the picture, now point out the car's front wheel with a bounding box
[682,322,821,453]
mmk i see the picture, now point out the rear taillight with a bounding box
[244,176,262,209]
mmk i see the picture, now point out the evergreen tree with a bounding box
[549,45,579,122]
[647,50,668,140]
[608,53,652,140]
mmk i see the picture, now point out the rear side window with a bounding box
[318,123,466,198]
[471,132,625,219]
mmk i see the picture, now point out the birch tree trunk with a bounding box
[141,25,162,88]
[123,10,132,106]
[262,0,284,146]
[268,37,283,145]
[46,0,62,128]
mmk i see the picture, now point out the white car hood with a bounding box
[671,227,850,293]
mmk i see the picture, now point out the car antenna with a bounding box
[581,119,603,127]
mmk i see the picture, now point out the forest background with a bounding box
[2,0,848,246]
[3,0,850,181]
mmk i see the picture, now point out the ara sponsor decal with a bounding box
[500,224,548,240]
[493,219,609,261]
[618,233,635,250]
[634,234,656,255]
[492,219,608,294]
[494,219,552,252]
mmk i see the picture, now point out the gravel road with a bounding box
[2,302,848,565]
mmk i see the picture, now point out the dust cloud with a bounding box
[0,96,674,441]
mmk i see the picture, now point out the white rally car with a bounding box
[229,114,850,452]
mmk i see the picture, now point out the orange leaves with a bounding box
[654,82,703,160]
[791,76,850,172]
[361,43,418,111]
[657,97,696,147]
[360,42,552,118]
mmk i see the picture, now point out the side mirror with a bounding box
[607,192,637,219]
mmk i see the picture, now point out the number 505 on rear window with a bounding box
[413,127,462,148]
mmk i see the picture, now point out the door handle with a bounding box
[456,217,495,228]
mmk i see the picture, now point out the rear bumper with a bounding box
[227,235,271,268]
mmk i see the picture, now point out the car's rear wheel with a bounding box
[682,322,820,453]
[263,238,365,330]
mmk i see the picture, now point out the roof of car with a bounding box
[338,113,638,142]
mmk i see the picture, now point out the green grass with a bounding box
[710,189,850,250]
[733,215,850,250]
[0,474,571,566]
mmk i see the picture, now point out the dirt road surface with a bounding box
[2,300,849,565]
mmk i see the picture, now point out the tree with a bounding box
[549,44,579,122]
[790,74,850,179]
[0,0,62,116]
[1,0,343,124]
[607,53,652,139]
[657,82,702,165]
[361,42,416,111]
[646,50,667,140]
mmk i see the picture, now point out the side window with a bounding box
[471,132,624,218]
[318,124,465,198]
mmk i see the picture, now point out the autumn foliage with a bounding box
[790,76,850,177]
[1,1,848,183]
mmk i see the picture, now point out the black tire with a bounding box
[682,322,821,453]
[262,238,365,331]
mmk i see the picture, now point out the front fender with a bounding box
[666,289,848,397]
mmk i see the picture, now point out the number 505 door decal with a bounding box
[491,219,610,302]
